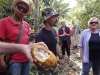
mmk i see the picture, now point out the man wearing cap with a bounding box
[35,8,63,75]
[0,0,33,75]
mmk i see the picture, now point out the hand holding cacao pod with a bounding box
[31,45,57,67]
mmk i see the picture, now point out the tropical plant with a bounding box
[69,0,100,29]
[0,0,13,19]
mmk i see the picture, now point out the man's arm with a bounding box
[0,42,26,54]
[56,44,64,68]
[57,29,65,37]
[0,42,48,62]
[56,44,62,59]
[0,38,7,73]
[74,25,78,35]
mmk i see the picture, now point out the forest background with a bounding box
[0,0,100,32]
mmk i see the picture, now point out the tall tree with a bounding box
[33,0,39,33]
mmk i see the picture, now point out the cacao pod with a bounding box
[31,45,57,67]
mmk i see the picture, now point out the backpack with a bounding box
[78,26,81,34]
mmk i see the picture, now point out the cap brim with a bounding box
[43,13,59,22]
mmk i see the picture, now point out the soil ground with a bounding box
[58,47,93,75]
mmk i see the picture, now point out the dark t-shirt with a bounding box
[35,27,57,55]
[89,33,100,61]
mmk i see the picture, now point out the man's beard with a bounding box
[53,20,58,27]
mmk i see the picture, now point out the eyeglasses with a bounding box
[90,22,98,24]
[16,4,28,14]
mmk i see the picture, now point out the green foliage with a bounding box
[42,0,54,5]
[30,63,38,75]
[0,0,13,19]
[23,0,34,28]
[69,0,100,29]
[50,0,70,19]
[0,0,34,28]
[38,0,70,29]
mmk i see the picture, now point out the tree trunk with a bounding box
[34,0,39,33]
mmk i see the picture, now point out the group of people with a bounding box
[58,17,100,75]
[0,0,100,75]
[0,0,63,75]
[0,0,46,75]
[57,20,80,63]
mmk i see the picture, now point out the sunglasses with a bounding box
[90,22,98,24]
[16,4,28,13]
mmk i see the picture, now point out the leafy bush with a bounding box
[30,63,38,75]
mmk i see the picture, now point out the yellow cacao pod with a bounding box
[31,45,57,67]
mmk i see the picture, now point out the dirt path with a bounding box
[58,48,93,75]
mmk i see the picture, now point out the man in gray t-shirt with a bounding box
[72,24,79,35]
[71,20,79,50]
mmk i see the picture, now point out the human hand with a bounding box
[62,33,66,36]
[65,33,69,36]
[33,42,48,49]
[64,33,66,35]
[74,33,76,36]
[0,61,8,73]
[21,42,48,62]
[29,32,35,42]
[34,62,45,68]
[58,59,65,68]
[77,52,82,59]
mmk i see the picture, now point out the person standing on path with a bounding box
[78,17,100,75]
[0,0,34,75]
[58,20,71,62]
[35,8,63,75]
[72,20,80,50]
